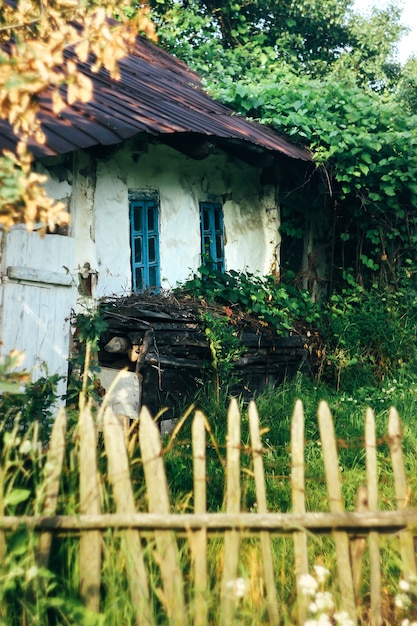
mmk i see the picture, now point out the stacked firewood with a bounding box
[97,293,317,416]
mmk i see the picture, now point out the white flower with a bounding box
[299,574,318,596]
[334,611,355,626]
[304,620,319,626]
[25,565,39,582]
[316,614,333,626]
[226,577,246,599]
[313,565,330,584]
[315,591,335,612]
[309,601,318,614]
[401,619,410,626]
[399,579,411,592]
[395,593,411,609]
[19,440,32,455]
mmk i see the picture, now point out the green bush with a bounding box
[176,265,318,333]
[317,274,417,390]
[0,372,62,446]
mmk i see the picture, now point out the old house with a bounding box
[0,33,314,414]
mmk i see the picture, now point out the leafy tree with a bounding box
[149,0,405,90]
[396,55,417,113]
[149,0,417,292]
[0,0,155,230]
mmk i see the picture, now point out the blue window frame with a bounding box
[200,201,225,271]
[129,194,160,292]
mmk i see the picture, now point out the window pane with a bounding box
[148,206,156,232]
[148,237,156,262]
[216,234,223,259]
[133,206,143,232]
[134,237,142,263]
[135,267,143,291]
[203,208,210,232]
[214,208,221,231]
[130,194,160,292]
[149,266,157,287]
[203,236,211,254]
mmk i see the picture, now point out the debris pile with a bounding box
[97,292,318,417]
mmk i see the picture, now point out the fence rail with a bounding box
[1,398,416,625]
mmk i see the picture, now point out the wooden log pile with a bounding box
[97,293,318,418]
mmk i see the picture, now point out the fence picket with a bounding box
[388,406,417,579]
[103,407,154,626]
[219,398,241,626]
[248,400,280,624]
[79,403,102,612]
[317,401,357,624]
[350,486,368,594]
[291,399,309,626]
[3,396,417,624]
[191,410,208,626]
[139,406,188,626]
[365,407,382,626]
[36,406,67,568]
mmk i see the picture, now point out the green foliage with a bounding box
[177,265,318,333]
[67,307,108,406]
[397,55,417,113]
[74,308,108,347]
[149,0,404,89]
[0,351,30,394]
[2,372,417,622]
[199,309,243,394]
[148,0,417,293]
[0,368,62,445]
[214,70,417,288]
[316,275,417,389]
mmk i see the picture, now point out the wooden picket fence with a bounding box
[1,398,417,625]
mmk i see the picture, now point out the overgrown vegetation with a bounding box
[1,364,417,623]
[149,0,417,303]
[176,263,417,395]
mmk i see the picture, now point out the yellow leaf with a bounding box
[75,39,90,63]
[56,0,79,7]
[52,90,67,114]
[67,82,77,105]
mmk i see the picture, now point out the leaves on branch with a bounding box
[0,0,156,229]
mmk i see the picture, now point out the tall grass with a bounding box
[1,371,417,623]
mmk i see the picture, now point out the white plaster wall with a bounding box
[36,142,281,300]
[90,142,281,297]
[0,142,281,395]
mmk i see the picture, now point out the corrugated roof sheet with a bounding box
[0,34,311,162]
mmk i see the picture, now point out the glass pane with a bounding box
[134,237,142,263]
[203,208,210,232]
[149,265,157,287]
[135,267,143,291]
[148,237,156,263]
[216,234,223,259]
[133,205,143,232]
[214,207,222,231]
[148,206,155,232]
[204,236,211,254]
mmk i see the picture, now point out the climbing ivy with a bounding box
[214,72,417,289]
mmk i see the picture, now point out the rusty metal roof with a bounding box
[0,34,311,162]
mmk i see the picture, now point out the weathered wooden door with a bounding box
[0,228,75,396]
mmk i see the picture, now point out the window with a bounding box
[200,201,225,271]
[129,192,160,291]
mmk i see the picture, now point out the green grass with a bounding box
[1,372,417,623]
